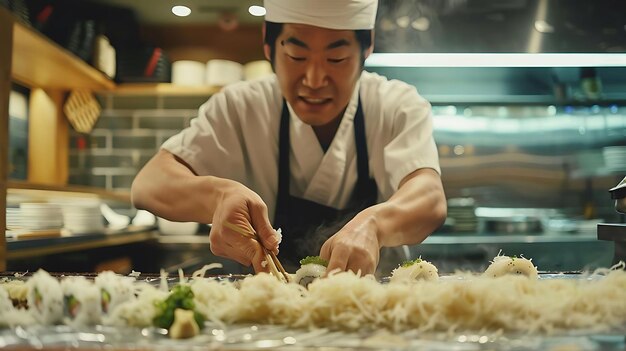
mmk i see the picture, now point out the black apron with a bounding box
[273,95,378,269]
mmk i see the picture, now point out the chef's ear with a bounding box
[262,23,272,62]
[364,30,375,60]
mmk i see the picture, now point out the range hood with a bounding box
[374,0,626,54]
[365,53,626,68]
[367,0,626,104]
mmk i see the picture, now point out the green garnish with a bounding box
[153,285,205,330]
[401,258,423,268]
[300,256,328,267]
[101,289,111,313]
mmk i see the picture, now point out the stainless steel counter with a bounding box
[156,232,613,274]
[0,323,624,351]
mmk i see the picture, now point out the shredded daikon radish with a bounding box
[190,279,241,324]
[159,269,169,292]
[128,270,141,278]
[103,283,167,327]
[189,268,626,334]
[191,263,223,279]
[4,262,626,335]
[178,269,186,285]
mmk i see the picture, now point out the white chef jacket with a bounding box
[161,71,440,222]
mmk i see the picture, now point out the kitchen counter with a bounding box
[156,231,601,245]
[6,226,158,260]
[156,231,613,273]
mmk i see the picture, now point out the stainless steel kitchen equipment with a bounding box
[611,176,626,214]
[597,176,626,265]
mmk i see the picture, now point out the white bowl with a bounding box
[157,217,199,235]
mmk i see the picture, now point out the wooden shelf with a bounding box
[11,20,115,91]
[7,229,158,260]
[7,180,131,203]
[112,83,221,96]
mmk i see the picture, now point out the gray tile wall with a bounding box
[68,94,209,191]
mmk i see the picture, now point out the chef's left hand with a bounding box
[319,209,381,275]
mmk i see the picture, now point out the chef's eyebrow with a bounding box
[281,37,351,50]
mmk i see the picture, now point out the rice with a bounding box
[26,269,63,325]
[389,259,439,283]
[0,286,13,315]
[94,271,136,315]
[102,282,167,327]
[60,276,102,327]
[483,254,538,279]
[294,263,326,287]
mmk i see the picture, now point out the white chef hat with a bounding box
[264,0,378,30]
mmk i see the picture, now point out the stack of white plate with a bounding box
[6,207,22,230]
[603,146,626,172]
[19,203,64,231]
[61,204,105,233]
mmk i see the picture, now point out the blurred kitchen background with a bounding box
[3,0,626,274]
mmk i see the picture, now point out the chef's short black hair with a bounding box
[264,21,372,68]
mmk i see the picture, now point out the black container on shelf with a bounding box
[0,0,31,25]
[26,0,142,64]
[115,46,171,83]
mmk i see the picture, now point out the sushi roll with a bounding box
[0,287,36,327]
[1,281,37,328]
[483,254,538,279]
[103,283,167,327]
[0,285,13,315]
[61,276,102,327]
[294,256,328,288]
[26,269,63,325]
[1,280,28,309]
[95,271,136,315]
[390,258,439,283]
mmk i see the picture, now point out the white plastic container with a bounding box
[205,59,243,86]
[172,60,206,87]
[243,60,273,81]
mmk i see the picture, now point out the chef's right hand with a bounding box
[208,181,279,273]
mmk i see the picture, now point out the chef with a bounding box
[131,0,447,275]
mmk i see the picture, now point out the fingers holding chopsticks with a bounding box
[248,200,280,254]
[206,180,283,275]
[211,222,270,273]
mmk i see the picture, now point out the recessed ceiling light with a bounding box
[172,5,191,17]
[248,5,266,17]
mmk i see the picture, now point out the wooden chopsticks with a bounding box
[223,221,290,283]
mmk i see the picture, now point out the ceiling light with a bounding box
[248,5,266,17]
[411,17,430,31]
[365,53,626,68]
[534,20,554,33]
[396,16,410,28]
[172,5,191,17]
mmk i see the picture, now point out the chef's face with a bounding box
[265,24,371,127]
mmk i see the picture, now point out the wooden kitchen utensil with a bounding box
[63,90,101,133]
[224,221,290,283]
